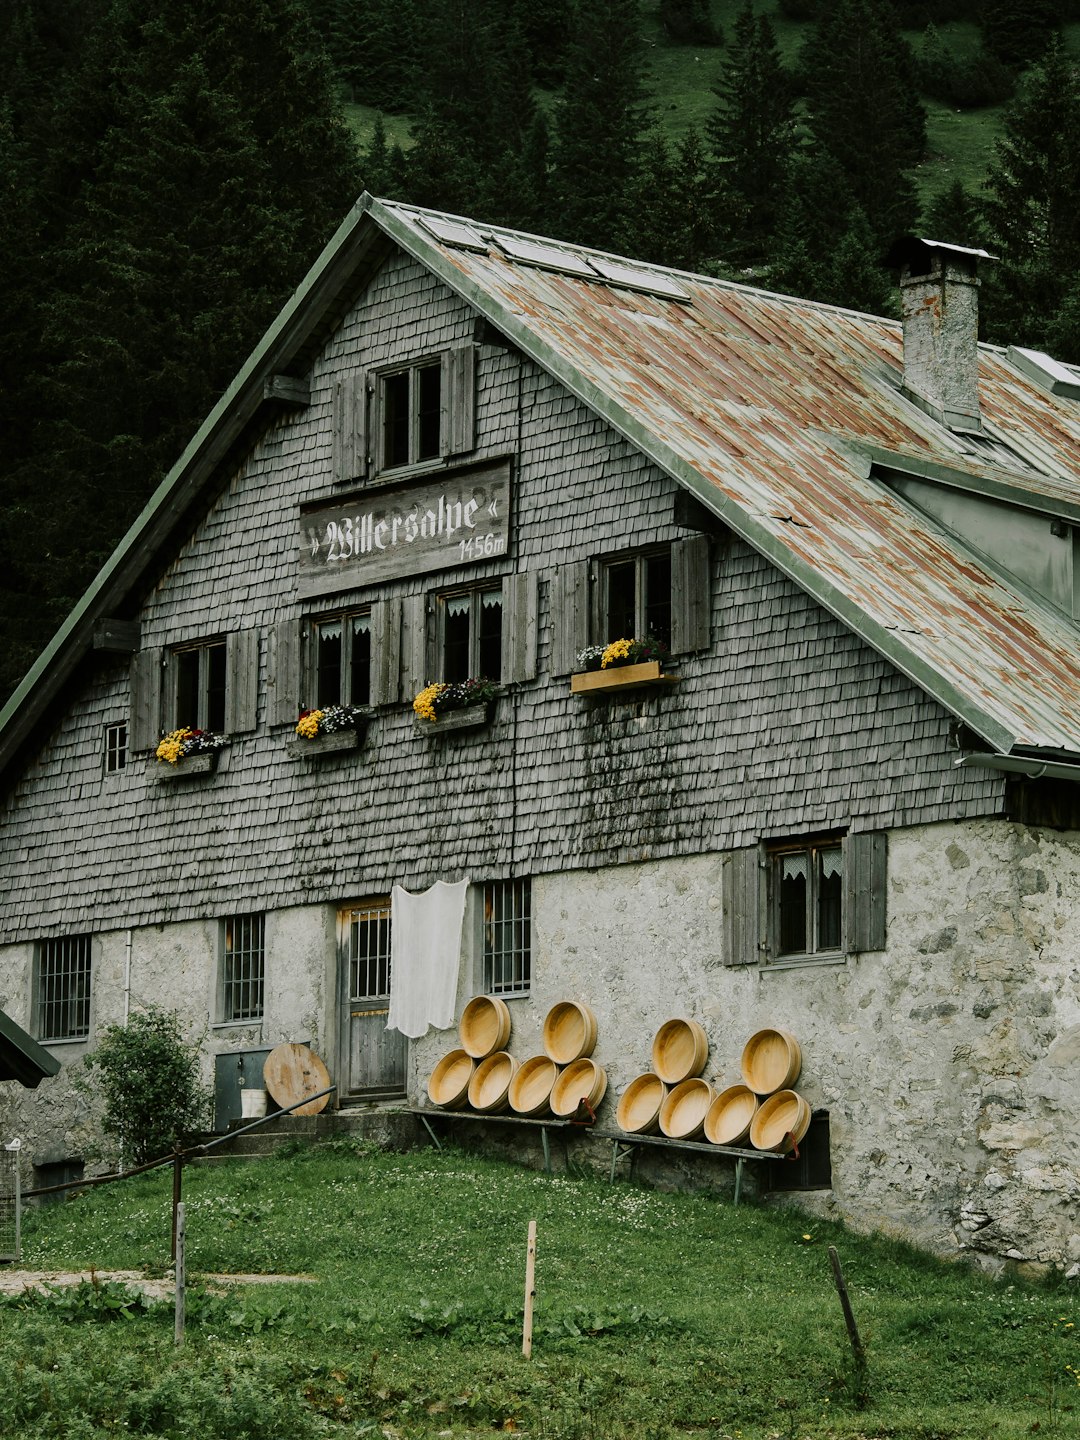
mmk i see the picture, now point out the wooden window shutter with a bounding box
[443,344,477,456]
[225,629,260,734]
[400,593,430,700]
[550,561,591,676]
[844,830,888,954]
[271,619,301,727]
[332,372,368,483]
[721,845,763,967]
[501,571,539,684]
[129,648,163,752]
[670,533,711,655]
[369,599,402,707]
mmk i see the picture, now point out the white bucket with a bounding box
[240,1088,267,1119]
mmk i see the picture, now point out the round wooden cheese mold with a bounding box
[651,1018,709,1084]
[542,1000,597,1064]
[263,1043,331,1116]
[459,995,512,1058]
[468,1051,519,1113]
[704,1083,758,1146]
[427,1048,475,1110]
[549,1057,607,1117]
[749,1089,811,1153]
[659,1077,714,1140]
[509,1055,559,1117]
[740,1029,802,1095]
[615,1072,668,1135]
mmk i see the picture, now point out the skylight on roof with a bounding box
[587,257,690,301]
[1007,345,1080,401]
[494,235,595,277]
[419,215,489,253]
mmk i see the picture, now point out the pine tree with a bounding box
[659,0,721,45]
[923,178,985,249]
[1,0,362,699]
[550,0,650,251]
[981,0,1062,70]
[706,2,795,263]
[981,39,1080,354]
[798,0,926,247]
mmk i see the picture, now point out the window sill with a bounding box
[153,751,219,782]
[760,953,848,973]
[212,1018,265,1031]
[570,661,681,695]
[414,701,492,737]
[285,722,371,760]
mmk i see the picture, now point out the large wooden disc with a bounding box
[263,1043,331,1115]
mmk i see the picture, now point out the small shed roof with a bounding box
[0,1009,61,1088]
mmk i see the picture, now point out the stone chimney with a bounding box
[888,237,992,433]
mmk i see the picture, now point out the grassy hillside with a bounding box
[345,3,1080,225]
[5,1141,1078,1438]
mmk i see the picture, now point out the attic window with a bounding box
[419,215,488,253]
[494,235,595,278]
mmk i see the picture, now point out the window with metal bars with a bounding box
[342,901,392,1001]
[36,935,92,1042]
[483,879,531,995]
[220,913,265,1023]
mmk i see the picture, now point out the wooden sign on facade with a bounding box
[298,459,511,598]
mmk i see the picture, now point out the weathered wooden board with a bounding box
[263,1043,332,1115]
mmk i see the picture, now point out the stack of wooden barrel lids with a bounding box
[615,1023,809,1153]
[426,998,606,1118]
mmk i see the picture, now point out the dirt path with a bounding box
[0,1268,317,1300]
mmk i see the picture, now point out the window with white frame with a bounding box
[439,585,503,682]
[36,935,92,1042]
[601,549,673,648]
[310,610,371,708]
[483,879,531,995]
[173,639,227,733]
[104,722,128,774]
[769,838,844,959]
[220,913,265,1023]
[381,360,442,470]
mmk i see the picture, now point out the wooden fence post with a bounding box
[522,1220,537,1359]
[174,1201,186,1348]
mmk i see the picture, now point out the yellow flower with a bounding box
[295,710,322,738]
[413,683,445,723]
[601,638,632,668]
[155,728,193,765]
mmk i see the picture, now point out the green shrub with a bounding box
[81,1006,211,1165]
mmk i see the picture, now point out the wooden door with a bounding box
[338,900,407,1097]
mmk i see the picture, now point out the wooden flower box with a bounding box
[414,702,492,736]
[154,751,219,782]
[286,727,365,760]
[570,661,681,695]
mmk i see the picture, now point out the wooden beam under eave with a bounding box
[263,375,310,407]
[93,619,140,653]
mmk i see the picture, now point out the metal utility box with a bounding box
[213,1049,274,1131]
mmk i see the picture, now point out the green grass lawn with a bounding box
[5,1139,1078,1438]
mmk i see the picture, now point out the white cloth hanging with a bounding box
[387,878,468,1039]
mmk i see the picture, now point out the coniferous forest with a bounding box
[4,0,1080,702]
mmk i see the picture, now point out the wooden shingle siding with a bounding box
[551,561,590,676]
[501,571,539,684]
[225,629,260,735]
[671,534,711,654]
[369,599,401,707]
[0,252,1006,939]
[272,620,301,726]
[332,373,367,483]
[845,830,888,953]
[443,344,476,456]
[721,846,763,966]
[129,649,162,752]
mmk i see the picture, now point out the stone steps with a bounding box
[187,1099,413,1166]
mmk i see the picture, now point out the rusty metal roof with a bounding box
[376,199,1080,757]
